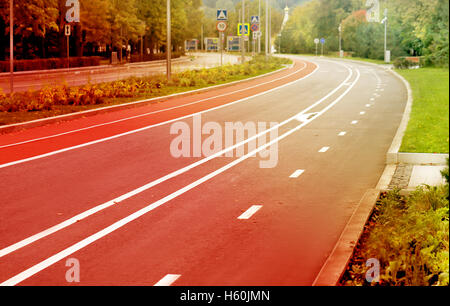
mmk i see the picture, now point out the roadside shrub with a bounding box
[393,57,420,69]
[345,184,449,286]
[0,55,291,114]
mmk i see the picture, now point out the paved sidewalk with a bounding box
[389,164,447,190]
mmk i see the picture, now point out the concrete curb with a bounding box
[0,63,293,135]
[386,70,413,164]
[312,189,381,286]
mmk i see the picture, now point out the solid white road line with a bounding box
[338,132,346,136]
[0,61,353,258]
[154,274,181,286]
[238,205,263,220]
[0,63,308,150]
[318,147,330,153]
[0,63,316,170]
[0,66,361,287]
[289,170,305,178]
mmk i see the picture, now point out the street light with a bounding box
[278,33,281,54]
[265,0,268,58]
[9,0,14,94]
[241,0,245,64]
[167,0,171,82]
[381,8,389,63]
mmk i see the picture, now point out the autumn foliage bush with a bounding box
[344,162,449,286]
[0,56,291,113]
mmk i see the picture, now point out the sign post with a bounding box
[217,10,228,67]
[314,38,319,56]
[65,24,71,70]
[216,20,227,67]
[320,38,325,57]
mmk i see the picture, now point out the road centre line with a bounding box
[154,274,181,286]
[289,170,305,178]
[0,63,308,150]
[318,147,330,153]
[0,62,317,169]
[237,205,263,220]
[0,67,361,286]
[0,61,351,259]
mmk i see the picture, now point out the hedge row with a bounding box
[0,57,102,73]
[0,56,291,112]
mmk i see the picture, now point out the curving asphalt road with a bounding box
[0,56,407,286]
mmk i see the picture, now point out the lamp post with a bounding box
[241,0,245,64]
[381,8,388,62]
[166,0,171,82]
[9,0,13,94]
[278,33,281,54]
[258,0,261,53]
[268,0,271,54]
[265,0,268,58]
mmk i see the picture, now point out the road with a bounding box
[0,52,240,94]
[0,56,407,286]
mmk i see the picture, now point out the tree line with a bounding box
[0,0,204,60]
[0,0,288,62]
[277,0,449,66]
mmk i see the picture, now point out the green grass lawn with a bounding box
[397,68,449,154]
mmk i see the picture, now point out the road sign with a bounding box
[251,16,260,24]
[65,24,71,36]
[217,9,228,21]
[252,31,258,40]
[320,38,325,44]
[238,23,250,36]
[216,21,228,32]
[251,23,259,32]
[314,38,319,44]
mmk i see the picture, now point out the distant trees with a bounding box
[0,0,204,60]
[277,0,449,66]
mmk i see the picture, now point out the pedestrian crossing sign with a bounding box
[238,23,250,36]
[217,10,228,21]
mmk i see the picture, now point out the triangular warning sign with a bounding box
[251,16,259,24]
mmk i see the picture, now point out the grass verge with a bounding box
[397,68,449,153]
[0,55,291,126]
[341,161,449,286]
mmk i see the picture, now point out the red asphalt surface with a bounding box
[0,60,314,165]
[0,57,407,286]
